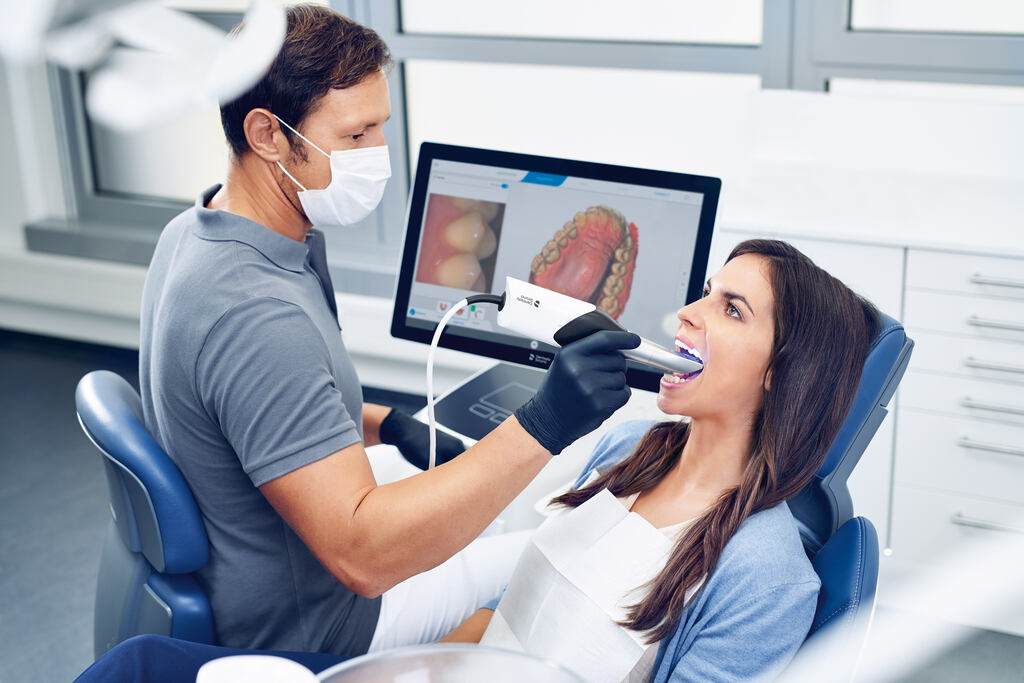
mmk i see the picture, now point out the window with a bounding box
[850,0,1024,36]
[400,0,762,45]
[28,0,1024,297]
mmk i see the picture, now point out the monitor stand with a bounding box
[430,362,545,442]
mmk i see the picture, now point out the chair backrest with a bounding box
[788,312,914,555]
[784,311,911,673]
[76,370,215,657]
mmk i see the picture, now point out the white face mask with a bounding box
[274,115,391,227]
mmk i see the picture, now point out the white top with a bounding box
[481,488,700,683]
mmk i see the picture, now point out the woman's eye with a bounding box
[702,288,710,298]
[727,303,741,319]
[351,133,365,141]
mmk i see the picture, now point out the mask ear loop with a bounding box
[272,114,330,192]
[276,160,308,192]
[272,114,330,157]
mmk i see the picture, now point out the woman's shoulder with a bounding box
[573,419,661,489]
[712,502,820,596]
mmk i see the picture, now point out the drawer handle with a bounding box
[967,316,1024,333]
[957,437,1024,458]
[970,274,1024,290]
[961,397,1024,417]
[964,357,1024,375]
[951,512,1024,535]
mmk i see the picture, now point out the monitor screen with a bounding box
[391,143,720,391]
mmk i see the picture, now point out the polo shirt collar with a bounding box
[191,184,310,273]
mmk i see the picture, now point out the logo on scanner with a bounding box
[516,294,541,308]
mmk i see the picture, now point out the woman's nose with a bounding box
[676,301,701,329]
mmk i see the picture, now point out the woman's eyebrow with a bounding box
[708,279,755,317]
[723,290,754,317]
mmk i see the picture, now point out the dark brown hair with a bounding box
[554,239,880,642]
[220,4,392,157]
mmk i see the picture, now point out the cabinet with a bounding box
[889,249,1024,636]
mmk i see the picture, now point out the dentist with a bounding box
[138,2,638,660]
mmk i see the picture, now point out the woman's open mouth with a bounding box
[661,336,704,387]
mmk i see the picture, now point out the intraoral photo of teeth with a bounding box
[416,194,504,292]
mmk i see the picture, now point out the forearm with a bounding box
[439,608,494,643]
[346,417,548,595]
[361,402,392,447]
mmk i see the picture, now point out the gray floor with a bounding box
[1,329,1022,682]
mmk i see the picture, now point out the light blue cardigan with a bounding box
[570,420,821,682]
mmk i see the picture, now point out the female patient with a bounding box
[441,239,881,682]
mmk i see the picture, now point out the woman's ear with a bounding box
[242,108,284,162]
[763,367,772,392]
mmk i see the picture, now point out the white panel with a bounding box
[901,370,1024,426]
[89,104,226,203]
[830,78,1024,105]
[401,0,762,46]
[851,0,1024,35]
[405,60,761,182]
[906,249,1024,299]
[902,289,1024,342]
[908,330,1024,383]
[895,410,1024,504]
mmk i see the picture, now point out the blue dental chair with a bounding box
[76,370,215,658]
[789,312,913,669]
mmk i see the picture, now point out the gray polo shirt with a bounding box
[139,185,380,655]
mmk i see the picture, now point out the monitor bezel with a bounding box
[390,142,721,392]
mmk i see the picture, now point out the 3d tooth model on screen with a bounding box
[529,205,638,320]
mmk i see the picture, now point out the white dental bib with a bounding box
[480,487,698,683]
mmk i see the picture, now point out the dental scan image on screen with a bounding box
[405,158,707,356]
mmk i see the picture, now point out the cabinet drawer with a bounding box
[904,289,1024,342]
[890,485,1024,565]
[887,485,1024,637]
[900,370,1024,426]
[906,250,1024,300]
[910,330,1024,384]
[895,410,1024,504]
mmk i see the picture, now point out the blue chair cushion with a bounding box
[807,516,879,641]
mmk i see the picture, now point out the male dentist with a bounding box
[138,3,638,658]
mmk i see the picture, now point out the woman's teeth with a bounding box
[663,369,701,384]
[674,338,703,363]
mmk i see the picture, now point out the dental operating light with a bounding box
[0,0,285,131]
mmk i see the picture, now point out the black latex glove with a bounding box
[379,408,467,470]
[514,330,640,455]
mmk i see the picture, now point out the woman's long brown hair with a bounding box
[554,239,881,642]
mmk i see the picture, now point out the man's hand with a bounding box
[379,408,467,470]
[514,330,639,454]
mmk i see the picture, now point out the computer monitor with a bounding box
[391,143,720,395]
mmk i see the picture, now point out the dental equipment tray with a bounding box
[430,363,545,442]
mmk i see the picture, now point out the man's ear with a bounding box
[243,108,285,162]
